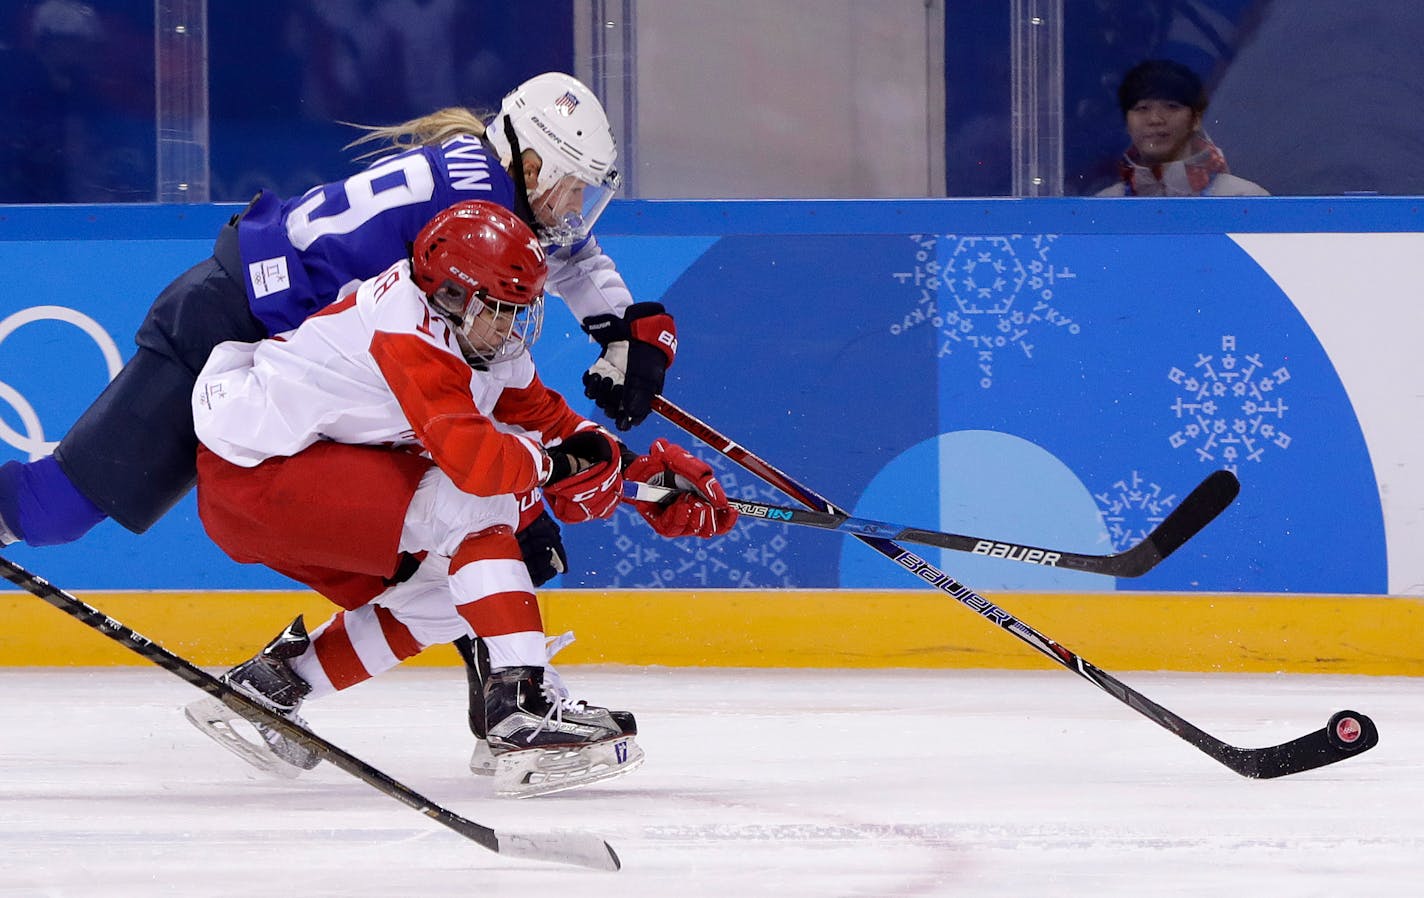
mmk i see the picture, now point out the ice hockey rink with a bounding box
[1,666,1420,897]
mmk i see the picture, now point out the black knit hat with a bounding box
[1117,59,1207,115]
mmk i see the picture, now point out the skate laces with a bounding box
[528,631,595,740]
[542,631,576,700]
[529,680,590,739]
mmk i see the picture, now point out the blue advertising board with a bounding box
[0,199,1415,594]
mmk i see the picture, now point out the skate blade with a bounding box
[183,695,309,780]
[469,739,496,777]
[493,735,645,799]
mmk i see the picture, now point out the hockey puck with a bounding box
[1325,709,1378,753]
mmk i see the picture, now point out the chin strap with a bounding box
[501,115,539,235]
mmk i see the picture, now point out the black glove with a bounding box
[516,507,568,587]
[543,427,623,523]
[544,428,617,485]
[581,302,677,431]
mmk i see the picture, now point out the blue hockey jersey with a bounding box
[236,135,516,335]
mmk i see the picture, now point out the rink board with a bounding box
[5,199,1424,599]
[1,589,1418,675]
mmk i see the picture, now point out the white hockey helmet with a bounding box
[486,72,621,246]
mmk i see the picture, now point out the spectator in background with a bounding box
[0,0,153,202]
[1096,59,1268,197]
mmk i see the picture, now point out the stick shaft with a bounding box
[0,554,623,867]
[648,396,1373,778]
[624,477,1230,578]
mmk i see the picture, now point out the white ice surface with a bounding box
[1,667,1420,897]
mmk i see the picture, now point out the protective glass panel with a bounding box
[5,1,1423,201]
[1064,0,1419,197]
[207,1,575,202]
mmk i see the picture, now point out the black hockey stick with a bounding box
[650,396,1379,778]
[0,555,619,871]
[626,469,1238,578]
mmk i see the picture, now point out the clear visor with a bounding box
[529,169,620,246]
[452,289,545,366]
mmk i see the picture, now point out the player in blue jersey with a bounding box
[0,74,688,781]
[0,72,674,552]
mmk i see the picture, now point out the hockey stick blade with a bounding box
[1078,663,1379,779]
[1212,709,1380,779]
[0,554,620,872]
[626,469,1239,578]
[1135,469,1240,573]
[649,396,1379,779]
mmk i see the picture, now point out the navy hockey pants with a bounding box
[53,220,266,533]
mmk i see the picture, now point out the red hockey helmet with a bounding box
[411,200,548,365]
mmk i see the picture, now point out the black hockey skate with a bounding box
[462,631,638,780]
[184,616,322,778]
[482,665,644,798]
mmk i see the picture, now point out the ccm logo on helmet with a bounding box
[448,266,480,287]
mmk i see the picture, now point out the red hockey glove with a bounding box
[542,427,623,524]
[581,302,677,432]
[623,438,737,538]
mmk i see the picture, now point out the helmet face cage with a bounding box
[440,282,545,366]
[412,200,549,365]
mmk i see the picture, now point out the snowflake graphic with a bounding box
[1094,470,1180,551]
[889,234,1079,388]
[1167,334,1291,469]
[607,451,795,588]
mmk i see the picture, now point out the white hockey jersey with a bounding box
[194,260,588,498]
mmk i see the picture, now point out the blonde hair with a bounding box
[344,107,491,161]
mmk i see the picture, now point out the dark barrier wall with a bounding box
[6,2,1422,203]
[1,198,1420,595]
[0,0,574,203]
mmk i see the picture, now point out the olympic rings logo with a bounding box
[0,306,122,460]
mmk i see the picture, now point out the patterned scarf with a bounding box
[1117,133,1231,196]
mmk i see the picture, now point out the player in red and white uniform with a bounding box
[0,72,694,784]
[183,200,735,798]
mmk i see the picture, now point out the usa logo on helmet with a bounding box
[553,91,580,115]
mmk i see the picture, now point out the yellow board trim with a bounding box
[2,589,1420,674]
